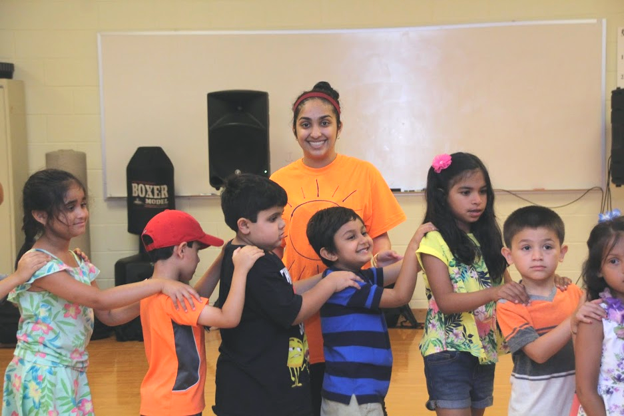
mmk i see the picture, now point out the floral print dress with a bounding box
[2,249,98,416]
[416,231,504,365]
[578,288,624,416]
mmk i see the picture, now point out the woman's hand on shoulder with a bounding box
[159,280,202,312]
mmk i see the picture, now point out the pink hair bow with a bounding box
[432,154,452,173]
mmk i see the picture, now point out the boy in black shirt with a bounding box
[213,174,362,416]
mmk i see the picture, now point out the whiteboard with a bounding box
[98,20,605,197]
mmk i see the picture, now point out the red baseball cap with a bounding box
[141,209,224,252]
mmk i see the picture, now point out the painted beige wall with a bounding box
[1,0,624,307]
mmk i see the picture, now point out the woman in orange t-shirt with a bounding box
[270,81,406,416]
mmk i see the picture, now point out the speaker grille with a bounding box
[612,89,624,186]
[207,90,270,189]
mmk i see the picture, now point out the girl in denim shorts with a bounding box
[416,153,530,416]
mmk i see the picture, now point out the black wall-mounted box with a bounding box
[0,62,14,79]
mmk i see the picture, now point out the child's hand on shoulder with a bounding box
[326,271,364,292]
[16,251,51,282]
[572,298,605,330]
[494,281,530,305]
[160,280,202,312]
[553,273,572,291]
[373,250,403,268]
[232,245,265,271]
[72,247,90,264]
[409,222,437,248]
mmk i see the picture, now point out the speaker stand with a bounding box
[396,305,421,329]
[113,239,153,341]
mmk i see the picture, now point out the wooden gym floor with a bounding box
[0,327,513,415]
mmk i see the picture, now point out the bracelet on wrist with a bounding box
[371,253,379,268]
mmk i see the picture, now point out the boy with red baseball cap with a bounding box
[139,209,264,416]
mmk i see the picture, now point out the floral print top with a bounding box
[578,288,624,415]
[8,249,98,369]
[416,231,504,365]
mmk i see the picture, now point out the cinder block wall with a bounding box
[1,0,623,307]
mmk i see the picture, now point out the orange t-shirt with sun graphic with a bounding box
[271,154,406,364]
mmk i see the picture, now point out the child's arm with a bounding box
[520,316,573,364]
[292,223,436,295]
[516,291,587,363]
[371,232,391,255]
[372,250,402,269]
[422,254,529,314]
[92,283,141,326]
[94,277,208,326]
[575,319,606,416]
[293,273,324,294]
[294,270,365,294]
[292,222,435,302]
[197,246,264,328]
[194,244,226,298]
[378,225,434,308]
[32,272,201,312]
[570,298,605,335]
[0,251,50,298]
[381,222,436,285]
[292,271,363,325]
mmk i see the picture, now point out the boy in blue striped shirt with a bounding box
[306,207,434,416]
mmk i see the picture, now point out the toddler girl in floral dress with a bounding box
[576,211,624,416]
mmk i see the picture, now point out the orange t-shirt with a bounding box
[271,154,406,363]
[139,293,210,416]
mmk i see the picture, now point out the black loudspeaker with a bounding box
[207,90,270,189]
[113,253,154,341]
[611,88,624,186]
[0,301,19,345]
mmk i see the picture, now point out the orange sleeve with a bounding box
[162,296,210,326]
[359,160,406,239]
[497,300,532,343]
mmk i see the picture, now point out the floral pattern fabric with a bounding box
[578,288,624,416]
[2,249,98,416]
[416,231,504,365]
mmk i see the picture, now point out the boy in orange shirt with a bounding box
[138,209,263,416]
[496,206,583,416]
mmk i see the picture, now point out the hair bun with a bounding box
[313,81,339,100]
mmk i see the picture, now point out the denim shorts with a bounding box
[423,350,495,410]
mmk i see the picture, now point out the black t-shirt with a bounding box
[213,242,312,416]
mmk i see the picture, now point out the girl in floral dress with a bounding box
[0,178,50,300]
[416,153,531,416]
[2,169,200,416]
[576,213,624,416]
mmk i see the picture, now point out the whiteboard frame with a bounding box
[98,19,606,198]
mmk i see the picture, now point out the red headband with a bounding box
[292,92,341,115]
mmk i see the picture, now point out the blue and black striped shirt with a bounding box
[321,267,392,405]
